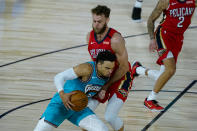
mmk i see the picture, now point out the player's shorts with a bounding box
[40,93,94,127]
[96,62,133,103]
[155,26,184,65]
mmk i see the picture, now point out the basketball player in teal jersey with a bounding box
[34,51,116,131]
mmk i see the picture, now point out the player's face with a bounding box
[97,61,115,78]
[92,14,109,34]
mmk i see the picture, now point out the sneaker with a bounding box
[131,61,142,78]
[131,7,142,22]
[144,98,164,112]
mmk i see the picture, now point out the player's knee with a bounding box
[81,121,108,131]
[97,123,108,131]
[166,65,176,76]
[79,115,108,131]
[104,113,115,124]
[34,118,54,131]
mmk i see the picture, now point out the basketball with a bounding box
[70,90,88,111]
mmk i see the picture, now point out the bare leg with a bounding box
[153,58,176,93]
[144,57,176,111]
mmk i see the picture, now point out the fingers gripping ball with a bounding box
[70,90,88,111]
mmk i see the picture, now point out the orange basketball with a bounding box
[70,90,88,111]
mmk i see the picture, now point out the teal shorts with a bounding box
[40,93,94,127]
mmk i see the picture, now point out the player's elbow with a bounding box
[147,18,154,26]
[54,73,62,84]
[54,74,58,85]
[121,63,129,73]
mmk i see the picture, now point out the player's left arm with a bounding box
[102,33,129,90]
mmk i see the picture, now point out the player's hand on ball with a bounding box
[59,91,75,110]
[98,89,106,100]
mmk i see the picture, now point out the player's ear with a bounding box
[106,17,110,24]
[97,61,102,68]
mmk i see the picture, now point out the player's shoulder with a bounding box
[159,0,169,3]
[75,62,93,76]
[79,62,93,70]
[111,32,125,45]
[110,32,126,53]
[158,0,169,9]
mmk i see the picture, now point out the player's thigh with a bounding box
[41,102,73,127]
[68,107,95,126]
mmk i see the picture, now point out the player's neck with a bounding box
[96,27,109,41]
[96,66,108,80]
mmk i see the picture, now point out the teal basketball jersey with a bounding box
[63,61,108,97]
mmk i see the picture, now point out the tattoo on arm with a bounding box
[147,0,168,39]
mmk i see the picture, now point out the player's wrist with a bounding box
[102,83,111,91]
[150,36,155,40]
[58,88,64,93]
[59,90,65,97]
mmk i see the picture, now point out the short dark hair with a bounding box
[96,51,116,64]
[91,5,111,18]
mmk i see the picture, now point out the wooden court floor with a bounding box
[0,0,197,131]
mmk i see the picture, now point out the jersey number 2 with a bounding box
[177,16,184,28]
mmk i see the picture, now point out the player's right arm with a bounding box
[147,0,169,52]
[54,63,92,110]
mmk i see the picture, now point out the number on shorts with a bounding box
[177,16,184,28]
